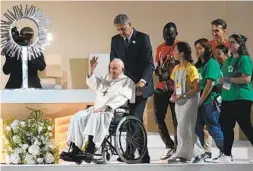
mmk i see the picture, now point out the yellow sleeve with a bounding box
[187,65,199,82]
[170,65,178,81]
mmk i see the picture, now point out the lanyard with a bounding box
[159,43,177,68]
[175,64,188,85]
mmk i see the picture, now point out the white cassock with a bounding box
[67,73,135,149]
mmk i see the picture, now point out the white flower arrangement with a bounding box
[4,107,59,164]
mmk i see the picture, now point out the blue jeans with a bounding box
[195,102,224,152]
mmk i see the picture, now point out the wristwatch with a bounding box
[183,93,187,98]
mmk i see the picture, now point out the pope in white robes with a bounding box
[60,57,135,164]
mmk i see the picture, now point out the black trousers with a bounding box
[219,100,253,156]
[129,96,150,160]
[153,89,178,149]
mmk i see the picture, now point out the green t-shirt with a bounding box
[199,58,222,104]
[221,55,253,101]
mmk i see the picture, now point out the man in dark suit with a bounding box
[110,14,155,163]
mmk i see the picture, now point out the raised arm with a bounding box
[86,56,102,91]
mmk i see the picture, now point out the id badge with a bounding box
[223,82,231,90]
[199,73,202,80]
[176,83,182,95]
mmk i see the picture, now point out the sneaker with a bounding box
[160,148,175,160]
[205,152,212,159]
[204,152,219,162]
[192,153,209,163]
[211,154,232,163]
[167,157,187,164]
[212,151,224,161]
[231,154,234,161]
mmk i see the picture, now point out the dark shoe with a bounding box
[75,152,93,163]
[117,152,135,162]
[139,153,150,164]
[167,157,187,164]
[117,158,150,164]
[192,153,209,163]
[140,158,150,163]
[60,143,84,164]
[205,152,212,159]
[117,157,123,162]
[60,151,83,164]
[117,156,150,164]
[60,151,70,157]
[60,151,74,162]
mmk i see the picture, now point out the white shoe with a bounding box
[160,148,174,160]
[212,152,224,160]
[211,154,232,163]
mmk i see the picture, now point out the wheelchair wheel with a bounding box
[101,145,112,164]
[92,148,104,164]
[115,116,147,164]
[92,143,112,164]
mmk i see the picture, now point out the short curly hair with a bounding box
[176,42,193,63]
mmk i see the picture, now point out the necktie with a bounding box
[124,38,129,50]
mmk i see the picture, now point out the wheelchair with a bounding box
[92,105,148,164]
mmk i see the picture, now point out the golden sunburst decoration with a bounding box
[1,4,52,60]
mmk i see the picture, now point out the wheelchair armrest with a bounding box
[115,108,130,114]
[111,107,129,125]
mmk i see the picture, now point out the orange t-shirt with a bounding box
[155,41,179,90]
[209,39,230,54]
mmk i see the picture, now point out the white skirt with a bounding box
[174,94,204,160]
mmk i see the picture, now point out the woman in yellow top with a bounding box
[167,42,205,163]
[216,34,253,163]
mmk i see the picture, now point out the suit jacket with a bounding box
[110,29,155,98]
[3,53,46,89]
